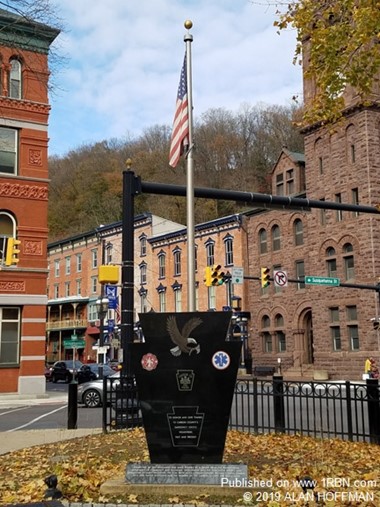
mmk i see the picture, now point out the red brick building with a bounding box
[0,10,59,393]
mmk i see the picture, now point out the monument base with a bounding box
[100,478,249,502]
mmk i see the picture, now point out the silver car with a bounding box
[77,372,138,409]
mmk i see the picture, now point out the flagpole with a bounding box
[184,20,196,312]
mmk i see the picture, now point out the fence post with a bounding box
[273,375,285,433]
[102,375,108,433]
[345,380,353,441]
[366,378,380,444]
[253,378,258,433]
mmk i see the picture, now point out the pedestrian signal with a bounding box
[261,267,270,288]
[5,238,21,266]
[211,264,225,286]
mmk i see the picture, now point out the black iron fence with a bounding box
[103,374,380,444]
[229,376,380,444]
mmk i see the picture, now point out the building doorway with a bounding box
[304,310,314,364]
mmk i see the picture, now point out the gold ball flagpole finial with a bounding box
[184,20,193,30]
[125,158,132,169]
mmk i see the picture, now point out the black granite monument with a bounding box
[130,311,241,464]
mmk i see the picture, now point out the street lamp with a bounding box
[96,296,109,378]
[231,295,242,312]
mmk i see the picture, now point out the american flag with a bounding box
[169,55,189,168]
[115,298,121,323]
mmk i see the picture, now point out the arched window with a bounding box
[294,219,303,246]
[205,239,215,266]
[139,234,147,256]
[173,247,181,276]
[326,247,337,277]
[9,58,21,99]
[139,262,147,285]
[272,225,281,251]
[158,251,166,279]
[224,235,233,266]
[259,228,267,254]
[0,212,16,265]
[261,315,272,352]
[343,243,354,280]
[274,313,286,352]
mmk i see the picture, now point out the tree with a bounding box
[273,0,380,125]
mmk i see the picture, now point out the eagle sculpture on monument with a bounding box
[167,315,202,356]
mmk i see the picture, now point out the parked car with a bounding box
[77,372,139,409]
[51,360,83,383]
[44,364,53,381]
[78,363,115,380]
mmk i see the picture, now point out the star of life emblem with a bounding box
[211,350,230,370]
[141,353,158,371]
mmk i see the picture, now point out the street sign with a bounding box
[63,339,85,348]
[305,276,340,286]
[232,267,244,284]
[274,270,288,287]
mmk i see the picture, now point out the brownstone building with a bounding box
[247,49,380,380]
[0,10,59,393]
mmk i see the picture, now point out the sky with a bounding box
[48,0,302,157]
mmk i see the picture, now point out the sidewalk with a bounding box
[0,390,102,455]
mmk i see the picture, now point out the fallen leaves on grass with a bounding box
[0,428,379,506]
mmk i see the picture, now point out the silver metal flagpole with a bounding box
[184,20,196,312]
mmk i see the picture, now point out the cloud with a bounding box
[49,0,301,156]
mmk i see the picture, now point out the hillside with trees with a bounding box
[47,103,303,241]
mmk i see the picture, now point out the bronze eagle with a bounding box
[167,315,202,356]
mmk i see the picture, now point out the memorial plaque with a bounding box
[126,462,248,485]
[130,311,241,463]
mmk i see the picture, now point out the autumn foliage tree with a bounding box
[274,0,380,125]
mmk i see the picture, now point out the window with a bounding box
[319,157,323,174]
[91,249,98,269]
[335,193,343,222]
[351,188,359,217]
[273,264,282,294]
[295,260,305,289]
[140,235,147,257]
[9,59,21,99]
[173,248,181,276]
[159,290,166,312]
[0,211,15,264]
[261,315,272,352]
[294,219,304,246]
[139,288,148,313]
[0,307,20,365]
[0,127,17,174]
[105,243,113,264]
[140,262,147,285]
[326,247,337,277]
[343,243,354,280]
[224,236,233,266]
[208,285,216,310]
[76,254,82,272]
[259,229,267,254]
[158,252,166,279]
[76,279,81,296]
[174,287,182,312]
[54,259,60,277]
[276,173,284,196]
[206,241,214,267]
[350,144,356,163]
[88,303,98,322]
[53,284,59,299]
[65,256,71,275]
[91,276,97,294]
[349,326,359,350]
[275,314,286,352]
[346,305,357,321]
[272,225,281,251]
[64,282,70,297]
[286,169,294,194]
[330,307,341,350]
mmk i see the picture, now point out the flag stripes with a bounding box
[169,55,189,167]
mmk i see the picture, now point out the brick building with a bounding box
[0,10,58,394]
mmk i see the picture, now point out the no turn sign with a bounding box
[274,270,288,287]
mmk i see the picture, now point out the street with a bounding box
[0,382,103,433]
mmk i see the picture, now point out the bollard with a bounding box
[67,380,78,429]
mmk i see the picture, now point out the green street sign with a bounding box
[305,276,340,286]
[63,339,85,349]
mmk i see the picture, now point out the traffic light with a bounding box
[204,266,212,287]
[211,264,225,286]
[261,267,270,288]
[5,238,21,266]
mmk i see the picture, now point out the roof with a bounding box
[0,8,60,53]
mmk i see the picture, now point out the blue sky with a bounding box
[48,0,301,157]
